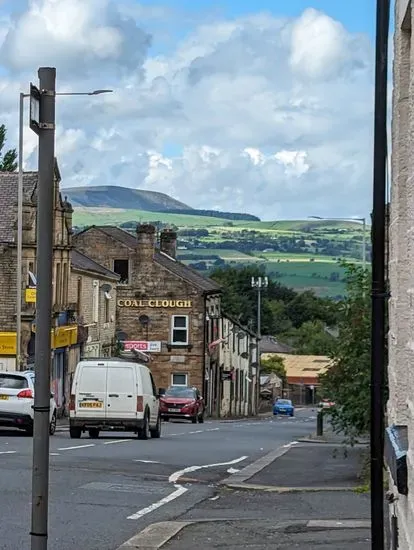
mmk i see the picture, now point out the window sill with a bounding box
[167,343,193,352]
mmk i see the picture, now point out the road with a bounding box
[0,409,315,550]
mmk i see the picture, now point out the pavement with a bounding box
[0,408,316,550]
[123,420,371,550]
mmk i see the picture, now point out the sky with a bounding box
[0,0,383,220]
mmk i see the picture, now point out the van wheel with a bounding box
[150,415,161,439]
[69,427,82,439]
[88,428,100,439]
[138,412,150,440]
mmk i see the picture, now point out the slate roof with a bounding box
[71,250,120,281]
[79,225,221,293]
[0,171,38,243]
[259,335,294,354]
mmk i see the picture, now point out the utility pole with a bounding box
[362,217,367,272]
[370,0,390,549]
[30,67,56,550]
[251,276,268,414]
[16,92,25,371]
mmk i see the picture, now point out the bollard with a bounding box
[316,410,324,436]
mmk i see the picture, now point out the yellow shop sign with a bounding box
[0,333,16,355]
[52,326,78,349]
[117,299,192,308]
[25,288,37,303]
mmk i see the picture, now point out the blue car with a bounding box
[273,398,294,417]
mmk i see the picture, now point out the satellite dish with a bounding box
[116,331,128,341]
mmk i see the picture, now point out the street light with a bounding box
[308,215,367,272]
[16,88,113,370]
[251,276,268,415]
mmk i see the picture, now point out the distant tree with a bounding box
[283,320,336,355]
[261,355,286,383]
[0,124,17,172]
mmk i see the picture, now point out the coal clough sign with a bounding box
[117,299,192,309]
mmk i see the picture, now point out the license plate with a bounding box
[168,408,180,413]
[0,395,9,400]
[79,401,103,408]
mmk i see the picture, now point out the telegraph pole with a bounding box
[370,1,390,549]
[30,67,56,550]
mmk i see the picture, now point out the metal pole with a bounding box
[31,67,56,550]
[362,218,367,271]
[16,93,24,371]
[257,284,261,339]
[370,1,389,549]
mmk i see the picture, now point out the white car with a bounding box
[0,371,57,436]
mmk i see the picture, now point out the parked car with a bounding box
[318,399,335,410]
[69,359,161,440]
[273,398,294,417]
[0,371,57,436]
[159,386,205,423]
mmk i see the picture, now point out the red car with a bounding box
[159,386,205,424]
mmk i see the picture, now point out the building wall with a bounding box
[68,269,118,362]
[219,316,258,417]
[388,2,414,548]
[73,228,132,275]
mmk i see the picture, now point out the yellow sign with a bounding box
[25,288,37,303]
[117,299,192,308]
[0,333,16,355]
[52,326,78,349]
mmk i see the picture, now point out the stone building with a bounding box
[386,1,414,547]
[216,315,259,417]
[73,224,222,410]
[66,249,119,398]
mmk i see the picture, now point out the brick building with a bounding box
[73,224,222,408]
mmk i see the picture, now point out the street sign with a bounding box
[123,341,161,352]
[29,83,41,135]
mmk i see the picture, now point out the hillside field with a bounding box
[73,207,368,298]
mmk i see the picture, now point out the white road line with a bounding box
[57,444,95,451]
[50,453,60,456]
[0,450,16,455]
[127,486,188,520]
[134,459,162,464]
[103,439,131,445]
[127,455,248,521]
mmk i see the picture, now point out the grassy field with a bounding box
[73,207,367,298]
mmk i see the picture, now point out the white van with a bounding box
[69,359,161,440]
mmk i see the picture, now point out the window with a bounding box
[113,259,129,284]
[104,292,110,323]
[171,315,189,345]
[77,277,82,315]
[62,263,68,304]
[55,263,61,305]
[28,263,36,287]
[171,373,188,386]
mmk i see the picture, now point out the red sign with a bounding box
[123,341,161,352]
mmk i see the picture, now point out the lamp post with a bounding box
[251,276,268,414]
[16,88,112,370]
[308,215,367,271]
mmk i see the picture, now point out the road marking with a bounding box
[188,430,204,434]
[168,455,248,484]
[103,439,131,445]
[227,467,240,474]
[57,444,95,451]
[0,450,16,455]
[50,452,60,456]
[127,455,248,521]
[282,441,299,448]
[134,459,162,464]
[127,486,188,520]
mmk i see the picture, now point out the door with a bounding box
[106,366,136,419]
[76,365,107,418]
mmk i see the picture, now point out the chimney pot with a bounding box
[160,228,177,259]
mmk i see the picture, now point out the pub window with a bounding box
[104,291,111,323]
[113,259,129,284]
[172,373,188,386]
[55,263,61,305]
[171,315,189,345]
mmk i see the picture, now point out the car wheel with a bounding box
[49,411,57,436]
[138,411,150,440]
[150,415,161,439]
[69,427,82,439]
[198,412,204,423]
[191,415,198,424]
[88,428,100,439]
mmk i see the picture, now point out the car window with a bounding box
[276,399,291,405]
[165,387,196,398]
[0,374,29,389]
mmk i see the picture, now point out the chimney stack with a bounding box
[136,224,156,261]
[160,228,177,259]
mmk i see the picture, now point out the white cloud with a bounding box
[0,2,374,219]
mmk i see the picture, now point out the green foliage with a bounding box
[261,355,286,383]
[0,124,17,172]
[210,264,340,355]
[320,263,371,442]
